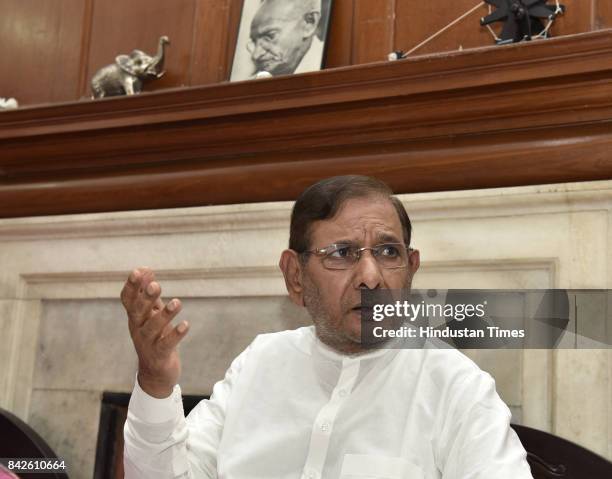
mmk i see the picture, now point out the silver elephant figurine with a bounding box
[91,36,170,98]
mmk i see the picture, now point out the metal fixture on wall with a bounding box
[481,0,565,44]
[388,0,565,60]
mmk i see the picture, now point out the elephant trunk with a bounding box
[147,36,170,78]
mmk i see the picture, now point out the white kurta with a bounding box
[124,326,533,479]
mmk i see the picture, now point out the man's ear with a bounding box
[408,248,420,281]
[279,249,305,307]
[301,11,321,38]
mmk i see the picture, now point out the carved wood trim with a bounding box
[2,30,612,218]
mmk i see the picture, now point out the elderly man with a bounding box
[122,176,533,478]
[247,0,324,76]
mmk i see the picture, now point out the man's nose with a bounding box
[353,250,384,290]
[252,41,266,59]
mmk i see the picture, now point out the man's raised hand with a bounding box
[121,267,189,398]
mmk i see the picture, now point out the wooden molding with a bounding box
[2,29,612,218]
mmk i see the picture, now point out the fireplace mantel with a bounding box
[2,29,612,218]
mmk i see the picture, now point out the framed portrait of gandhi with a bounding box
[230,0,333,81]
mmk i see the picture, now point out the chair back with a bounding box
[0,408,69,479]
[512,424,612,479]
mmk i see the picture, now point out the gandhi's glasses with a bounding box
[302,243,413,270]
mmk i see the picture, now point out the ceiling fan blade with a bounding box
[481,8,508,25]
[500,17,520,41]
[528,17,546,35]
[523,0,545,7]
[528,5,555,18]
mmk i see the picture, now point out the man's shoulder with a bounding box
[396,346,494,398]
[421,346,484,376]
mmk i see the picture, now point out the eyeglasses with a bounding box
[302,243,414,270]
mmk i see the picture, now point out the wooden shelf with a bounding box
[2,29,612,218]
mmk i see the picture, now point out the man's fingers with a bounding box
[121,269,140,307]
[121,268,155,307]
[158,320,189,351]
[141,299,182,339]
[125,267,154,291]
[128,280,161,326]
[152,296,164,313]
[128,268,140,285]
[134,296,164,334]
[121,268,163,328]
[159,320,174,340]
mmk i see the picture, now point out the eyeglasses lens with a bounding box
[322,244,408,270]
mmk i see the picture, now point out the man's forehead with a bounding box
[254,1,300,24]
[310,197,404,244]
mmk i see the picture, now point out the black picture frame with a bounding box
[230,0,333,81]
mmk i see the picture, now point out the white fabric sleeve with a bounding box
[437,371,534,479]
[123,344,252,478]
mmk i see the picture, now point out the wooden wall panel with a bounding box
[190,0,234,85]
[352,0,395,64]
[325,0,355,68]
[224,0,245,80]
[0,1,604,107]
[595,0,612,29]
[0,0,87,106]
[3,28,612,218]
[83,0,197,98]
[190,0,242,85]
[549,0,594,37]
[396,0,491,56]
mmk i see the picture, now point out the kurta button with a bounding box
[338,389,348,397]
[320,421,330,432]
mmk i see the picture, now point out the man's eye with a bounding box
[329,246,352,258]
[379,245,400,257]
[263,31,277,41]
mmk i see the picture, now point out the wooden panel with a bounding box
[224,0,245,79]
[2,29,612,218]
[191,0,235,85]
[595,0,612,29]
[325,0,355,68]
[0,119,610,218]
[77,0,96,98]
[0,0,87,106]
[84,0,197,97]
[0,0,601,109]
[352,0,395,64]
[396,0,491,56]
[548,0,594,37]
